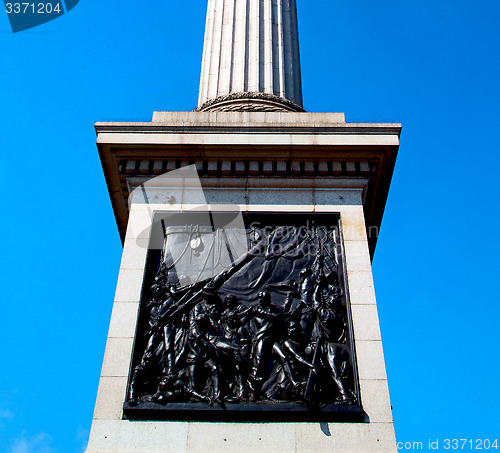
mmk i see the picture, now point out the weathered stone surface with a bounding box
[107,302,140,339]
[92,377,128,420]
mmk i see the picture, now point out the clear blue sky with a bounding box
[1,1,499,452]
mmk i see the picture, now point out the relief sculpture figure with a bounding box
[308,271,354,403]
[125,222,358,410]
[220,295,252,401]
[248,290,292,398]
[127,282,170,406]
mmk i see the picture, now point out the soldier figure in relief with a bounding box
[127,283,171,406]
[183,290,224,402]
[219,294,252,401]
[249,290,292,398]
[313,272,353,404]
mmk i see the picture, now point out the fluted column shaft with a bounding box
[198,0,303,110]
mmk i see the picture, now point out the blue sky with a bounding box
[1,0,499,451]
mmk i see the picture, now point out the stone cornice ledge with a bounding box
[95,119,401,138]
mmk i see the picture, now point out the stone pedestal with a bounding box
[86,111,400,452]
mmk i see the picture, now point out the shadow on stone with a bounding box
[320,422,331,437]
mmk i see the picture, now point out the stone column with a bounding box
[197,0,304,112]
